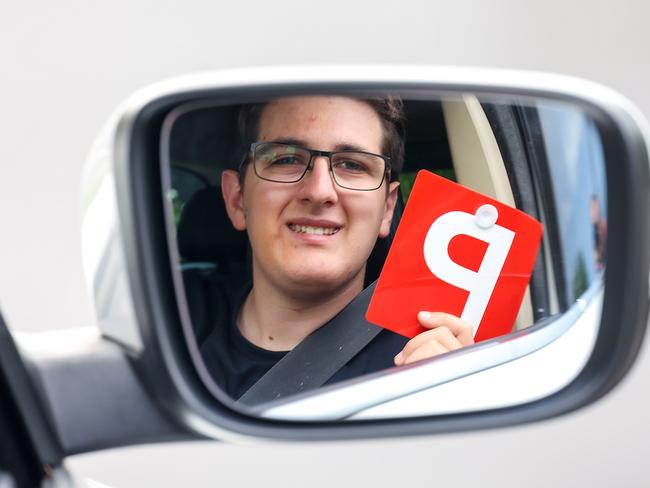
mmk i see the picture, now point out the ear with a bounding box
[378,181,400,238]
[221,170,247,231]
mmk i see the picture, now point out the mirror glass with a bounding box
[160,92,607,420]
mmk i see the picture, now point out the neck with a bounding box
[238,270,365,351]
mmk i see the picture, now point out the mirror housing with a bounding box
[80,66,650,441]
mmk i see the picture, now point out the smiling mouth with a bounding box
[288,224,340,236]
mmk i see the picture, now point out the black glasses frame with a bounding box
[240,141,392,191]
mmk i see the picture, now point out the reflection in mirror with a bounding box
[538,106,607,301]
[160,92,606,419]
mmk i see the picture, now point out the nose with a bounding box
[297,155,339,205]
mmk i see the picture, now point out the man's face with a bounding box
[222,96,399,297]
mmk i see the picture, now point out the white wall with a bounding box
[1,0,648,332]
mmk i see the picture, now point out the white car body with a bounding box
[1,1,649,486]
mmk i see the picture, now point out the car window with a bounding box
[160,94,565,403]
[538,105,607,302]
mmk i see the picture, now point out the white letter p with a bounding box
[423,206,515,336]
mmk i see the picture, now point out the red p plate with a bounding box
[366,170,543,342]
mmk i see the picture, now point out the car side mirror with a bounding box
[80,66,650,440]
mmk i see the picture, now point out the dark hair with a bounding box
[235,96,405,181]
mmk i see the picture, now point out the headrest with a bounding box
[177,186,248,266]
[364,191,405,286]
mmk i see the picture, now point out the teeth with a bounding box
[289,224,339,235]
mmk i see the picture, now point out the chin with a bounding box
[291,270,344,288]
[287,267,363,296]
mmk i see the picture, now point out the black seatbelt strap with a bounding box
[237,282,381,406]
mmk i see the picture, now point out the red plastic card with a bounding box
[366,170,543,342]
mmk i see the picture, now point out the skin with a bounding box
[221,95,474,362]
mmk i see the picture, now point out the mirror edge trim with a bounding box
[93,66,650,444]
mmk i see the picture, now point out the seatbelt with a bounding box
[237,281,381,406]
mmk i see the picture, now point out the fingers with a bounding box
[399,341,448,365]
[400,326,462,357]
[394,327,463,366]
[393,312,476,366]
[417,311,474,346]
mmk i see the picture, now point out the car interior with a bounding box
[166,97,542,339]
[168,99,459,331]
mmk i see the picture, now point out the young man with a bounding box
[201,95,473,400]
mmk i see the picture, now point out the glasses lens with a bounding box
[331,152,386,190]
[254,143,310,182]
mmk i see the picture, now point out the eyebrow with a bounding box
[268,138,370,153]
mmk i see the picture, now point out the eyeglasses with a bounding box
[243,142,391,191]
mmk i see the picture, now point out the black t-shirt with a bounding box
[184,270,408,400]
